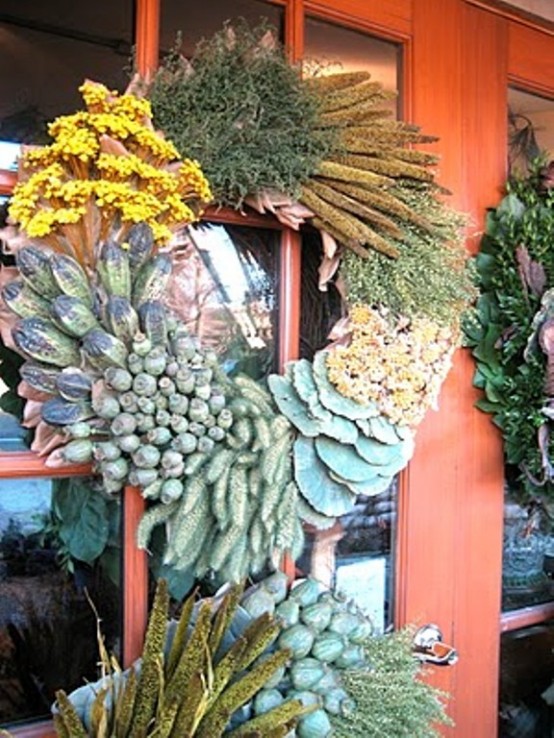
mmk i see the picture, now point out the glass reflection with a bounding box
[297,483,396,634]
[500,623,554,737]
[508,88,554,173]
[0,0,133,144]
[0,477,121,728]
[168,223,279,379]
[160,0,284,58]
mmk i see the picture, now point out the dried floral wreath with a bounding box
[0,23,474,598]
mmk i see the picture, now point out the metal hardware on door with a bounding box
[412,624,459,666]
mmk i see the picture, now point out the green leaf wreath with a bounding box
[464,159,554,496]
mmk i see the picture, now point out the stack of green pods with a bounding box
[240,573,372,738]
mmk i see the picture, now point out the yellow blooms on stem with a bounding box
[8,80,212,263]
[326,303,457,427]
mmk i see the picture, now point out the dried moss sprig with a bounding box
[332,628,453,738]
[149,21,337,208]
[53,580,310,738]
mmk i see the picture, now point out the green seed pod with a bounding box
[127,352,144,374]
[20,361,60,394]
[94,441,121,462]
[208,393,226,415]
[194,384,212,401]
[126,221,154,271]
[2,280,51,318]
[154,393,169,410]
[42,397,93,426]
[104,296,139,342]
[82,328,128,370]
[197,436,215,454]
[50,253,92,305]
[143,352,167,377]
[161,450,183,469]
[194,368,213,387]
[132,334,152,357]
[92,393,121,420]
[16,246,59,298]
[169,414,188,434]
[102,457,129,481]
[136,413,155,433]
[61,439,93,463]
[128,467,158,488]
[188,421,206,437]
[13,317,81,367]
[98,239,131,298]
[168,393,188,414]
[160,479,184,504]
[162,462,184,479]
[132,444,161,468]
[156,410,171,427]
[147,427,172,446]
[142,479,163,499]
[111,412,138,436]
[117,433,141,453]
[207,425,226,442]
[172,432,197,454]
[217,408,234,430]
[203,414,216,429]
[165,360,179,377]
[172,334,198,360]
[51,295,99,338]
[132,252,173,306]
[133,372,158,397]
[158,376,176,397]
[119,391,139,413]
[137,396,156,414]
[67,422,92,439]
[175,369,195,394]
[104,367,133,392]
[188,398,209,423]
[139,300,168,346]
[103,477,125,495]
[55,371,92,402]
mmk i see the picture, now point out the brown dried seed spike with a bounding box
[305,70,371,93]
[329,153,434,182]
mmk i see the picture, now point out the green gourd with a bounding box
[278,624,315,660]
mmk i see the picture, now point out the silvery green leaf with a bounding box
[291,359,332,422]
[268,374,321,436]
[369,415,403,445]
[314,435,377,482]
[294,436,357,516]
[297,497,337,530]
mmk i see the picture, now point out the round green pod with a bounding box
[172,433,197,454]
[119,391,139,413]
[333,644,365,669]
[132,335,152,357]
[111,413,138,436]
[168,393,189,414]
[133,372,157,397]
[102,458,129,481]
[93,395,121,421]
[310,632,346,664]
[275,600,300,629]
[143,352,167,376]
[297,708,332,738]
[62,439,93,463]
[197,436,215,454]
[67,422,92,439]
[128,467,158,488]
[253,689,284,716]
[286,690,322,709]
[160,479,184,504]
[290,658,326,691]
[301,602,333,633]
[161,450,183,469]
[136,414,156,433]
[132,444,161,469]
[137,396,156,414]
[278,624,315,660]
[169,414,189,434]
[94,441,121,462]
[194,384,211,401]
[158,377,176,397]
[156,410,171,427]
[104,367,133,392]
[148,427,172,446]
[290,579,320,608]
[117,434,141,453]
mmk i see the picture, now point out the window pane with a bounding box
[0,476,121,728]
[168,223,280,380]
[304,16,400,114]
[508,87,554,173]
[160,0,284,58]
[499,624,554,736]
[0,0,133,144]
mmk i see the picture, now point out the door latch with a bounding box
[413,624,458,666]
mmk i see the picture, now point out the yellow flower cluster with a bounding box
[8,80,212,253]
[326,304,457,427]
